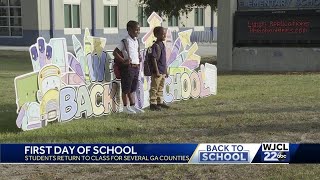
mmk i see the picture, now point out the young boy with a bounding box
[113,21,144,114]
[149,26,170,111]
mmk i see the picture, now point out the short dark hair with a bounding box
[153,26,164,36]
[127,20,139,31]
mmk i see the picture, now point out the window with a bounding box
[194,8,204,26]
[103,0,118,34]
[168,16,179,27]
[138,6,148,27]
[64,4,80,28]
[0,0,22,36]
[104,6,117,28]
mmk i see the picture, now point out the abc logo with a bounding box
[277,152,287,161]
[263,151,288,162]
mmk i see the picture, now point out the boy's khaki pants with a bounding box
[150,74,166,105]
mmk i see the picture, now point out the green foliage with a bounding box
[139,0,217,17]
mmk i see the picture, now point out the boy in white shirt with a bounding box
[113,21,144,114]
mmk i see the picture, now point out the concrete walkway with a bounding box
[0,42,217,57]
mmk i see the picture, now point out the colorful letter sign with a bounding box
[14,13,217,131]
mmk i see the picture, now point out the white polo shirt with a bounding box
[116,36,139,65]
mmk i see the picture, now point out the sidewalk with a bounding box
[0,42,217,57]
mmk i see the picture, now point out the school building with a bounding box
[0,0,217,46]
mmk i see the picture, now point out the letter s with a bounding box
[202,153,208,161]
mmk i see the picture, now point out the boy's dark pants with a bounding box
[150,74,166,105]
[120,65,139,94]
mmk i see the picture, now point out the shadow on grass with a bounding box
[3,127,138,143]
[0,74,17,79]
[201,57,217,65]
[141,105,320,120]
[218,71,320,76]
[3,119,320,143]
[0,104,20,133]
[208,121,320,137]
[2,104,320,140]
[2,106,320,142]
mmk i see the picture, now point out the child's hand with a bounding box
[123,59,131,65]
[165,69,169,78]
[139,55,142,62]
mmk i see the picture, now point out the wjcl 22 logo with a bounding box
[261,143,290,163]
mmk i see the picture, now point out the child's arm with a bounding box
[113,48,129,65]
[165,68,168,78]
[152,44,161,77]
[152,58,161,77]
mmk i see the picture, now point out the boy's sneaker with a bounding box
[150,104,161,111]
[158,103,170,109]
[130,106,145,113]
[123,106,136,114]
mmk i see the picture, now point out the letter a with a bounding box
[76,85,93,118]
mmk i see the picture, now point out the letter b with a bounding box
[60,87,77,122]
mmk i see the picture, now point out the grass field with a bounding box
[0,51,320,179]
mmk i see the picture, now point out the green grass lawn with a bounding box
[0,51,320,179]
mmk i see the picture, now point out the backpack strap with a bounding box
[137,38,140,53]
[137,38,142,62]
[154,43,161,61]
[121,39,130,60]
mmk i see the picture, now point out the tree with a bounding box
[139,0,217,18]
[139,0,217,33]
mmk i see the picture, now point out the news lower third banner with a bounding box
[1,143,320,164]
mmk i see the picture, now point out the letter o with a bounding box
[224,153,231,161]
[181,73,191,100]
[123,146,130,154]
[77,146,86,155]
[232,153,240,160]
[190,72,201,99]
[115,146,122,154]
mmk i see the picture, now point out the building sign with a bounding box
[238,0,320,11]
[234,10,320,46]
